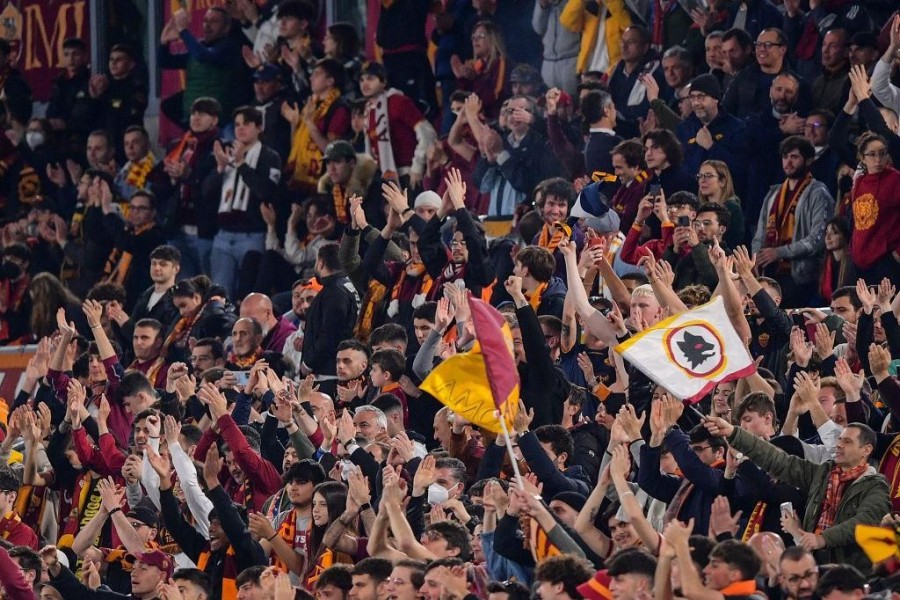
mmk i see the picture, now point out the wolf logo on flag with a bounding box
[668,324,725,375]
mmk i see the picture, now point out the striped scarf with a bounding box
[741,501,767,541]
[387,262,433,318]
[274,509,309,573]
[765,172,812,249]
[163,303,207,353]
[57,473,107,550]
[537,222,571,253]
[331,185,350,224]
[103,223,155,286]
[0,511,25,541]
[816,463,868,532]
[286,88,342,192]
[198,546,238,600]
[879,436,900,514]
[355,279,388,341]
[124,152,156,190]
[228,348,263,369]
[305,548,353,589]
[524,515,561,562]
[13,484,48,533]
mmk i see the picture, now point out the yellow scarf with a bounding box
[526,282,548,313]
[355,279,388,341]
[332,185,350,224]
[103,222,155,286]
[286,88,341,191]
[537,221,571,253]
[124,152,156,189]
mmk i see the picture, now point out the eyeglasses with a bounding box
[449,239,467,247]
[784,570,819,585]
[695,173,719,181]
[691,445,712,454]
[471,33,486,40]
[863,150,887,158]
[804,122,825,130]
[754,41,784,50]
[693,220,716,228]
[688,93,709,101]
[129,521,147,528]
[390,578,410,586]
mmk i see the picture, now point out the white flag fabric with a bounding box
[614,296,756,402]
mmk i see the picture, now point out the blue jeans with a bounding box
[170,231,212,279]
[210,230,266,300]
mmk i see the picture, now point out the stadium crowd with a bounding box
[1,0,900,600]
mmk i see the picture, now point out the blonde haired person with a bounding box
[452,20,508,120]
[696,160,744,249]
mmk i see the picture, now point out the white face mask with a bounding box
[427,483,450,505]
[25,131,45,150]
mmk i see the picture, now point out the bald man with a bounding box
[240,292,298,354]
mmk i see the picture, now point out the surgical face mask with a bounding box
[427,483,450,505]
[25,131,45,150]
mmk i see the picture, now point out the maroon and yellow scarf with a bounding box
[124,153,156,190]
[537,221,571,254]
[765,173,812,249]
[879,436,900,514]
[228,347,263,369]
[817,462,868,532]
[103,222,155,286]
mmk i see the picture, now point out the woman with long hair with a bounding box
[163,275,236,362]
[849,132,900,283]
[323,22,362,98]
[696,160,745,249]
[819,217,856,303]
[304,480,356,588]
[452,20,508,119]
[28,273,88,340]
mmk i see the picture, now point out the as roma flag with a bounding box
[614,296,755,403]
[420,297,519,433]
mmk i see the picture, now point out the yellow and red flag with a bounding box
[420,297,519,433]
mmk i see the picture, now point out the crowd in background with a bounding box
[0,0,900,600]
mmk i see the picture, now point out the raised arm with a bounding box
[83,300,116,361]
[572,465,613,557]
[709,242,751,344]
[561,239,617,344]
[366,487,408,562]
[667,518,724,600]
[610,445,661,554]
[383,466,436,560]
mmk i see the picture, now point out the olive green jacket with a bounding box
[728,427,890,573]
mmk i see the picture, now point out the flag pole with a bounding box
[497,406,525,490]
